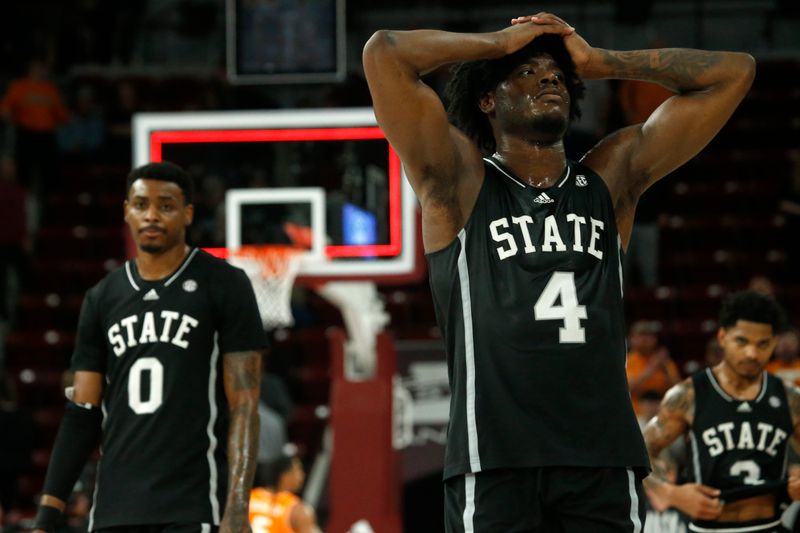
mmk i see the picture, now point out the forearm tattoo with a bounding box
[598,48,724,91]
[223,351,261,520]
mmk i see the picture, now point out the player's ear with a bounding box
[184,203,194,225]
[123,200,131,223]
[717,328,727,344]
[479,91,495,114]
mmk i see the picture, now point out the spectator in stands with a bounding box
[249,451,321,533]
[58,84,105,157]
[0,157,32,332]
[767,329,800,387]
[0,370,35,524]
[748,274,776,297]
[106,81,139,162]
[636,389,663,431]
[627,320,682,415]
[0,58,70,193]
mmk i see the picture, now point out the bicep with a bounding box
[629,81,750,188]
[363,32,462,188]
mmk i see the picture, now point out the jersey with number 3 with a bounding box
[691,369,792,491]
[427,157,648,480]
[71,248,267,529]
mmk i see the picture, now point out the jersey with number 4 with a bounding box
[71,248,267,529]
[690,369,792,491]
[427,157,648,480]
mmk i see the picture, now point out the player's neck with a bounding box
[493,137,567,188]
[135,243,190,281]
[713,363,763,400]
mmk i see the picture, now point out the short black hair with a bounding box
[444,34,585,154]
[255,455,294,488]
[718,290,787,333]
[125,161,194,205]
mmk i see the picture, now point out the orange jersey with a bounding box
[249,488,300,533]
[1,79,69,131]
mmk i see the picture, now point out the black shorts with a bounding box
[444,466,646,533]
[94,524,218,533]
[689,517,787,533]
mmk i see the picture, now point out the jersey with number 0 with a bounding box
[690,369,792,491]
[71,248,267,529]
[427,157,648,480]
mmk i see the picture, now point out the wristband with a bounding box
[33,505,62,532]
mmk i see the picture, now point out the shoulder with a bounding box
[191,249,250,283]
[85,263,132,304]
[661,377,696,419]
[289,501,317,530]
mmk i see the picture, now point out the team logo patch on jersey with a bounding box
[143,288,159,301]
[576,175,588,187]
[737,402,752,413]
[770,396,782,408]
[533,192,555,204]
[182,279,198,292]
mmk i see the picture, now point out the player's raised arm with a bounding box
[520,11,755,197]
[643,379,723,520]
[33,371,104,532]
[362,23,573,201]
[221,350,262,533]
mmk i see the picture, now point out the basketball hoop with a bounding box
[228,245,304,330]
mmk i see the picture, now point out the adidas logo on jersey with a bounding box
[737,402,752,413]
[143,288,160,301]
[533,192,554,204]
[576,175,588,187]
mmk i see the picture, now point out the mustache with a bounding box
[139,226,166,234]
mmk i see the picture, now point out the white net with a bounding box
[228,245,304,330]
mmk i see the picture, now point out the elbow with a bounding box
[729,52,756,90]
[363,30,396,62]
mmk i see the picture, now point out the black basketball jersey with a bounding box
[70,248,267,529]
[690,369,793,492]
[427,157,648,480]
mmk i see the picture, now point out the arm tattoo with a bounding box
[643,379,694,487]
[222,350,261,526]
[598,48,724,91]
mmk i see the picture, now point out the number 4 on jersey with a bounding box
[534,272,587,344]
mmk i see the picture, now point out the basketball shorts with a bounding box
[94,523,219,533]
[444,466,646,533]
[689,517,787,533]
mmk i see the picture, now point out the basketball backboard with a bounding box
[132,108,421,283]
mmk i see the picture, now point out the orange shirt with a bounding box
[249,488,300,533]
[1,78,70,132]
[626,350,681,414]
[767,360,800,388]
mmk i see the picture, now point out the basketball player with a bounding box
[363,11,755,532]
[32,162,267,533]
[644,291,800,533]
[249,454,320,533]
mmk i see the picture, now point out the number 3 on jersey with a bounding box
[128,357,164,414]
[534,272,587,344]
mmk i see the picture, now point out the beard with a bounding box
[140,242,166,254]
[529,112,568,141]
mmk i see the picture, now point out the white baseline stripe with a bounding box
[206,337,221,524]
[688,518,782,532]
[463,473,476,533]
[627,468,642,533]
[125,261,140,291]
[457,230,481,472]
